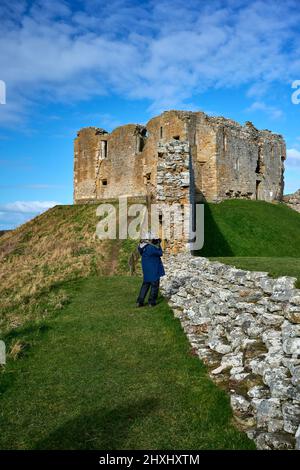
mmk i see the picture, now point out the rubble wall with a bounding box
[161,253,300,450]
[155,140,191,253]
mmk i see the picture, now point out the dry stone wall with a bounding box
[161,253,300,450]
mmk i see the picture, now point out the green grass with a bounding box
[1,199,299,450]
[0,204,140,332]
[0,276,254,450]
[194,200,300,287]
[197,200,300,257]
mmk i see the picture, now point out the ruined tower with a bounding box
[74,110,286,205]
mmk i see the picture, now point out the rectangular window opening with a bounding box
[102,179,108,186]
[138,136,144,152]
[101,140,108,159]
[160,126,163,139]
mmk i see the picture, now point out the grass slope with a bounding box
[0,230,9,237]
[198,200,300,257]
[0,199,298,450]
[0,204,137,333]
[196,200,300,287]
[0,276,254,450]
[1,199,299,334]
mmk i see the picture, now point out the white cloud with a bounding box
[0,0,300,120]
[0,201,58,213]
[0,200,59,229]
[246,101,284,120]
[247,82,270,99]
[287,148,300,167]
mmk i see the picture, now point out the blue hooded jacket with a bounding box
[138,243,165,282]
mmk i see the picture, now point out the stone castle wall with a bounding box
[74,127,102,201]
[214,121,285,202]
[161,253,300,450]
[74,125,147,203]
[74,110,286,205]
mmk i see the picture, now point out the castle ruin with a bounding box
[74,110,286,207]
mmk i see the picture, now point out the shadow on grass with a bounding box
[3,322,51,343]
[0,370,16,396]
[0,322,53,396]
[34,397,159,450]
[192,202,234,257]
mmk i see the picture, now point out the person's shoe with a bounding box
[148,303,156,307]
[136,302,144,308]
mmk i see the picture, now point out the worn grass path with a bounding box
[0,276,255,450]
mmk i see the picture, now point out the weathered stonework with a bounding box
[74,110,286,205]
[283,189,300,213]
[155,140,191,253]
[161,253,300,450]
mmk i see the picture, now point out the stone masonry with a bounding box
[161,253,300,450]
[155,140,191,252]
[283,189,300,213]
[74,110,286,205]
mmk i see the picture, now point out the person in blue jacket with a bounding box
[136,236,165,307]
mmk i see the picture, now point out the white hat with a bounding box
[140,230,159,240]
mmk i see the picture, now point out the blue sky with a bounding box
[0,0,300,229]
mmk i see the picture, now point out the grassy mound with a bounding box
[1,199,300,333]
[197,200,300,257]
[1,199,298,449]
[195,200,300,287]
[0,205,137,333]
[0,276,254,450]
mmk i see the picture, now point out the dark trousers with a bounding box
[137,279,160,305]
